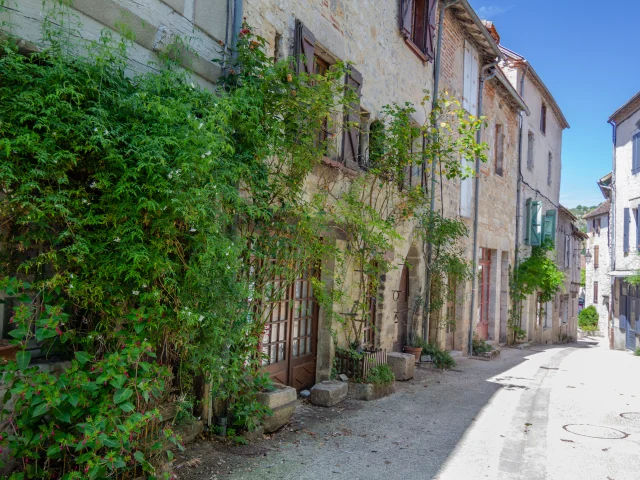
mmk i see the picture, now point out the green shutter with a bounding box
[530,201,542,246]
[525,198,532,245]
[544,209,557,247]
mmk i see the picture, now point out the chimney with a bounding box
[482,20,501,45]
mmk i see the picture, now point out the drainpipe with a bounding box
[513,62,529,341]
[467,62,498,356]
[232,0,244,54]
[607,119,617,349]
[423,0,460,343]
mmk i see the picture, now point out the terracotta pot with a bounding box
[0,343,19,361]
[403,346,422,363]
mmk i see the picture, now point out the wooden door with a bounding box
[476,248,491,340]
[262,268,319,390]
[393,265,410,352]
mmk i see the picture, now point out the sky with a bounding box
[469,0,640,209]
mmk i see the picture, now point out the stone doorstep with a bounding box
[310,380,348,407]
[386,352,415,381]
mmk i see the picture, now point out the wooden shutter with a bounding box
[425,0,437,60]
[460,161,473,217]
[624,207,630,253]
[594,245,599,268]
[495,124,504,176]
[530,201,542,246]
[342,66,363,169]
[593,282,598,304]
[400,0,414,39]
[633,133,640,173]
[637,206,640,251]
[544,209,557,246]
[294,20,316,75]
[525,198,532,245]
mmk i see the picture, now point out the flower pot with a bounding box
[0,342,19,361]
[403,345,422,363]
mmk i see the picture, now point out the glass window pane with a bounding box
[295,281,301,299]
[293,319,299,338]
[293,300,301,319]
[279,322,286,341]
[302,281,308,298]
[307,315,312,335]
[293,339,298,357]
[270,345,277,364]
[299,318,306,339]
[306,336,311,353]
[278,342,285,362]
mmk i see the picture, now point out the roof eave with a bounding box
[494,68,530,115]
[453,0,504,61]
[608,91,640,125]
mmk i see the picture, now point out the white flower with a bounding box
[198,315,204,322]
[142,284,147,288]
[168,173,173,179]
[94,128,98,132]
[104,130,109,135]
[190,228,196,232]
[69,284,74,289]
[198,123,203,129]
[113,237,121,243]
[132,290,140,295]
[205,151,211,156]
[227,266,230,270]
[82,199,87,204]
[90,182,97,188]
[201,154,205,159]
[70,274,74,279]
[190,82,195,89]
[225,252,229,256]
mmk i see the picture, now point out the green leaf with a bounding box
[118,402,135,413]
[16,351,31,371]
[166,450,174,461]
[109,374,126,389]
[68,393,79,407]
[32,402,49,417]
[36,327,58,342]
[81,382,99,392]
[113,388,133,404]
[46,444,61,457]
[74,351,91,365]
[54,409,71,423]
[133,451,145,464]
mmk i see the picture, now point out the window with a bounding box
[547,152,552,186]
[342,65,363,169]
[603,295,610,310]
[494,124,504,176]
[463,40,479,115]
[593,281,599,304]
[527,132,535,170]
[543,209,557,246]
[593,218,601,236]
[367,120,385,170]
[633,132,640,174]
[564,235,571,268]
[540,103,547,134]
[525,198,543,246]
[400,0,437,60]
[594,245,599,269]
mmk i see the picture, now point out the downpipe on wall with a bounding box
[467,62,498,356]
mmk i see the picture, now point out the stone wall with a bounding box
[584,213,611,332]
[1,0,229,89]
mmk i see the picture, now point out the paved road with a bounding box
[177,338,640,480]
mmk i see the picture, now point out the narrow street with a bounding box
[177,339,640,480]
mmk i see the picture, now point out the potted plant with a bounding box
[0,340,19,361]
[403,296,423,362]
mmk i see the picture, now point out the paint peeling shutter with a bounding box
[624,208,630,253]
[342,66,363,169]
[470,47,479,116]
[425,0,437,60]
[463,42,472,113]
[544,209,557,247]
[400,0,414,39]
[294,20,316,75]
[529,201,542,246]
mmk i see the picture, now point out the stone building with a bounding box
[500,44,570,345]
[607,92,640,351]
[583,183,612,334]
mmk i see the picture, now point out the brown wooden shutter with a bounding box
[594,245,599,268]
[425,0,437,60]
[342,66,363,169]
[400,0,414,39]
[294,20,316,75]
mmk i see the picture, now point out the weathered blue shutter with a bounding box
[637,206,640,251]
[543,209,557,247]
[620,292,628,331]
[530,201,542,246]
[624,208,630,253]
[633,133,640,173]
[525,198,531,245]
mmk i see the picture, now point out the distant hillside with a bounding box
[569,205,598,232]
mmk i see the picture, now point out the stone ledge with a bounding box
[386,353,415,381]
[348,381,395,401]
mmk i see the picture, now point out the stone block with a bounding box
[310,381,348,407]
[348,381,395,401]
[386,353,415,381]
[255,383,297,433]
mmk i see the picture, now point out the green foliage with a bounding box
[417,339,456,369]
[472,336,492,355]
[634,347,640,357]
[508,242,565,344]
[364,364,395,385]
[580,268,586,287]
[578,305,599,332]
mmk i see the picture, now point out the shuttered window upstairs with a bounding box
[463,40,479,116]
[543,209,557,247]
[400,0,437,61]
[624,207,630,254]
[633,132,640,174]
[294,20,316,75]
[525,199,543,246]
[594,245,599,269]
[342,66,363,169]
[494,124,504,176]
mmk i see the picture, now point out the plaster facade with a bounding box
[584,204,611,333]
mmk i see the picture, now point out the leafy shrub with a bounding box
[364,364,395,385]
[0,341,180,479]
[634,347,640,357]
[472,337,492,355]
[578,305,599,332]
[419,341,456,369]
